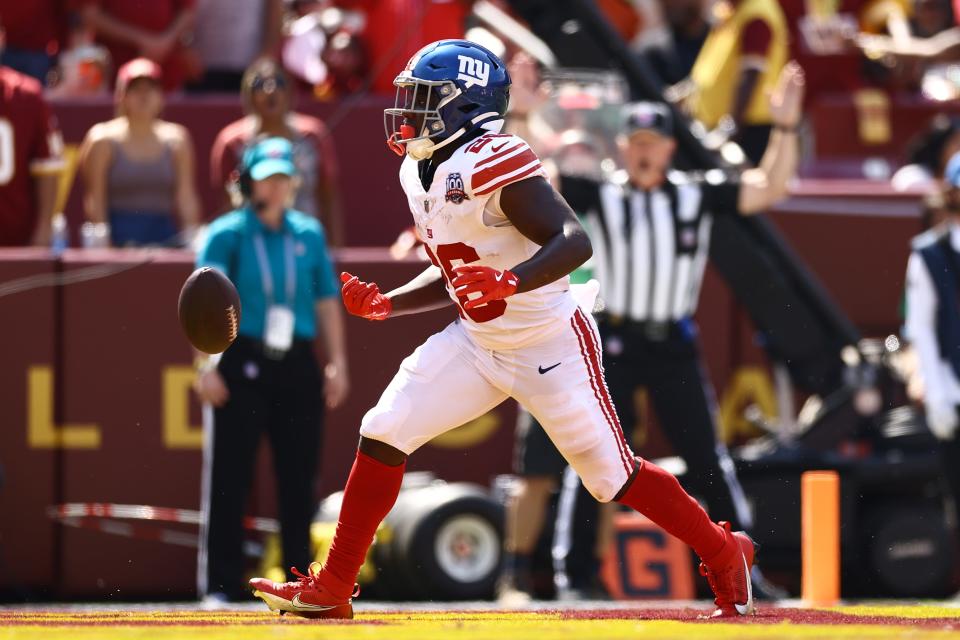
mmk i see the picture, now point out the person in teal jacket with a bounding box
[193,137,348,603]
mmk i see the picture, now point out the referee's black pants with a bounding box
[599,317,750,531]
[938,420,960,542]
[200,336,324,600]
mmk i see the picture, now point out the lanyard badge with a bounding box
[264,305,295,355]
[253,231,297,359]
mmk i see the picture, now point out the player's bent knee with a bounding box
[569,457,622,503]
[564,446,631,503]
[581,477,621,503]
[359,404,415,455]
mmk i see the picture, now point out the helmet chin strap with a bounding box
[406,126,467,160]
[390,112,503,160]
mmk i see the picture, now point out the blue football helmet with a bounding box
[384,39,511,159]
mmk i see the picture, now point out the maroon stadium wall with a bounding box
[1,91,929,598]
[0,190,922,598]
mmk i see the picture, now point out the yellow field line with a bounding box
[2,620,959,640]
[829,605,960,619]
[2,609,960,640]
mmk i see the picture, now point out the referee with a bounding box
[193,137,348,603]
[503,63,804,600]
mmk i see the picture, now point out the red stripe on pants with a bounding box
[570,311,632,474]
[573,309,633,465]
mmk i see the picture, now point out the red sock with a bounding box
[617,458,729,564]
[319,450,405,598]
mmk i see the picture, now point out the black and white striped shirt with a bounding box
[562,170,740,323]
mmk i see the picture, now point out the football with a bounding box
[178,267,241,354]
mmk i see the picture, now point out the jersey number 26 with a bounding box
[425,242,507,323]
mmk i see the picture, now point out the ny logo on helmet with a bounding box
[457,55,490,88]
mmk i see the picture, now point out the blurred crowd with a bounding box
[0,0,472,97]
[4,0,957,100]
[1,0,959,250]
[6,0,960,250]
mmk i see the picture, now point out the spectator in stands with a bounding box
[194,136,347,605]
[79,58,200,247]
[46,16,112,98]
[891,114,960,191]
[0,1,65,83]
[74,0,198,91]
[644,0,709,86]
[783,0,912,47]
[778,0,909,98]
[0,47,64,246]
[187,0,282,92]
[831,0,913,45]
[335,0,472,94]
[281,3,367,99]
[210,59,344,245]
[884,0,955,91]
[685,0,788,164]
[857,0,960,66]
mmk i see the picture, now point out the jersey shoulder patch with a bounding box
[463,133,543,197]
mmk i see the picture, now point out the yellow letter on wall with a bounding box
[27,366,101,449]
[163,366,203,449]
[718,366,778,444]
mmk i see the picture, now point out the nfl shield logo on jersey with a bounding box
[445,172,468,204]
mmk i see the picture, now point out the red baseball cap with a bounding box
[116,58,163,92]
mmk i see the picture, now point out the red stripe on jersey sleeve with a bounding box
[474,142,525,169]
[474,162,543,196]
[471,149,539,193]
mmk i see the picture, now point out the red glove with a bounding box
[340,272,392,320]
[451,265,519,310]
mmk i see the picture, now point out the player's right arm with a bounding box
[340,265,452,321]
[384,265,453,316]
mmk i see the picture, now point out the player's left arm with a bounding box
[499,176,592,292]
[340,265,452,320]
[738,63,804,215]
[451,176,592,308]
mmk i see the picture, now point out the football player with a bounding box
[250,40,755,619]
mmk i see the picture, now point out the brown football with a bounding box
[178,267,241,354]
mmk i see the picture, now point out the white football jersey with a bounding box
[399,131,578,351]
